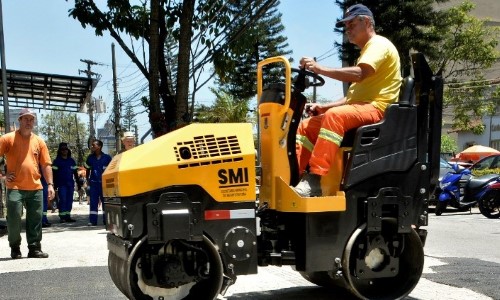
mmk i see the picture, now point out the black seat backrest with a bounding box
[341,76,418,188]
[340,76,415,147]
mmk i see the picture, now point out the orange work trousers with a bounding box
[296,102,384,176]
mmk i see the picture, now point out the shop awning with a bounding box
[0,69,96,112]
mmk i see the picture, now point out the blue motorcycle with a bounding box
[437,164,500,216]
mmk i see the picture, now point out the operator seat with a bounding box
[340,76,415,147]
[341,76,417,189]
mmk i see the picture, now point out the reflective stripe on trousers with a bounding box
[296,103,384,176]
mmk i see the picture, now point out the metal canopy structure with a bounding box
[0,69,96,112]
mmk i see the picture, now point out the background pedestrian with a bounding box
[84,139,112,226]
[52,142,80,223]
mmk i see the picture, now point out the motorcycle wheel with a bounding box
[435,201,447,216]
[478,190,500,219]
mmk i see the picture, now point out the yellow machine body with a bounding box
[102,123,256,202]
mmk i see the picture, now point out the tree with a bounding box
[121,103,138,132]
[68,0,279,137]
[441,134,457,154]
[335,1,500,134]
[213,0,292,100]
[39,111,88,165]
[194,88,250,123]
[429,1,500,134]
[334,0,449,76]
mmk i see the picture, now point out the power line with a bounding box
[316,47,337,62]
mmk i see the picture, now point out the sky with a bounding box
[1,0,344,141]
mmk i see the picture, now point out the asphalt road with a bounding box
[0,204,498,300]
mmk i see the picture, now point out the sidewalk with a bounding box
[0,202,108,274]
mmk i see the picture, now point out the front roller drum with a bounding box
[108,236,224,300]
[343,219,424,300]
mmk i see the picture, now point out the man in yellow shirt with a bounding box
[0,108,55,258]
[295,4,401,197]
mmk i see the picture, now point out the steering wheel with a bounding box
[291,67,325,92]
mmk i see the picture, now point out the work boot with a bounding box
[293,173,322,197]
[65,218,77,223]
[27,249,49,259]
[10,247,22,259]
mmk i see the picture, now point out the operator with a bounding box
[294,4,401,197]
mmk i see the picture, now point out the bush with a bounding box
[472,168,500,177]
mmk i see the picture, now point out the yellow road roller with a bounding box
[102,52,442,300]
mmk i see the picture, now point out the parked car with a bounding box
[469,154,500,173]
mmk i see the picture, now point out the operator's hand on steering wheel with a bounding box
[300,57,320,73]
[305,103,323,116]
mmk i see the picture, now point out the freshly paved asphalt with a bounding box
[0,204,497,300]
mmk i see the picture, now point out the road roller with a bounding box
[102,52,442,300]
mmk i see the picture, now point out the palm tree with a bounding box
[195,88,250,123]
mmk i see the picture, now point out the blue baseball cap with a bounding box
[336,4,373,27]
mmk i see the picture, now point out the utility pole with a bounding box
[79,59,101,147]
[112,43,121,153]
[0,0,10,134]
[74,114,83,166]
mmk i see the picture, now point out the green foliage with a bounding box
[334,0,449,75]
[430,1,499,78]
[69,0,280,136]
[213,0,292,99]
[121,103,138,131]
[194,88,250,123]
[335,1,500,135]
[440,135,457,153]
[472,168,500,177]
[39,111,88,165]
[430,1,500,134]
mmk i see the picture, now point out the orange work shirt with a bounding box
[0,131,52,190]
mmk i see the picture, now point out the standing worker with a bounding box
[84,139,112,226]
[294,4,401,197]
[52,143,80,223]
[121,131,136,152]
[0,108,55,259]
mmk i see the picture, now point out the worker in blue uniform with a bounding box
[52,143,80,223]
[84,139,112,226]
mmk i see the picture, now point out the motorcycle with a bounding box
[477,181,500,219]
[436,164,500,216]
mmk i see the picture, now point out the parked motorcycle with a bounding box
[477,181,500,219]
[437,164,500,215]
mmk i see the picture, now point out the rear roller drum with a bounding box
[343,219,424,300]
[108,236,224,300]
